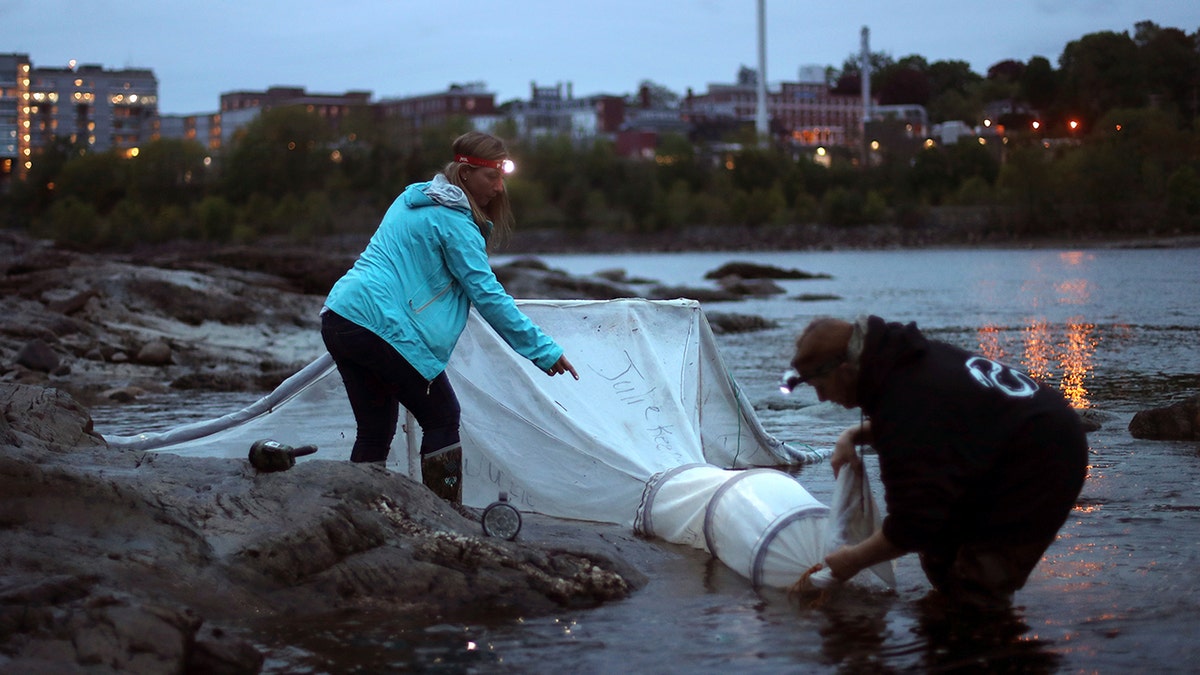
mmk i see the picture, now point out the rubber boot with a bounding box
[421,443,462,505]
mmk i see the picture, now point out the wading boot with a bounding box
[421,443,462,505]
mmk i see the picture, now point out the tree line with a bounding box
[3,20,1198,249]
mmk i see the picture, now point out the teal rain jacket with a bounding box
[323,175,563,381]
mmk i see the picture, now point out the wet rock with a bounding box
[646,285,740,302]
[493,258,636,300]
[715,275,786,296]
[704,261,832,280]
[100,386,146,403]
[135,340,173,366]
[170,371,283,392]
[0,381,646,672]
[44,289,98,315]
[591,268,656,285]
[793,293,842,302]
[705,312,779,334]
[15,339,59,373]
[1128,394,1200,440]
[1077,408,1107,432]
[0,231,325,402]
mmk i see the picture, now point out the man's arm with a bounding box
[830,420,873,478]
[824,528,905,581]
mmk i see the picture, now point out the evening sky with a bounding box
[2,0,1196,114]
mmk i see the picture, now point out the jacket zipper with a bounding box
[410,283,452,314]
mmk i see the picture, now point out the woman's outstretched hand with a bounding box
[547,354,579,379]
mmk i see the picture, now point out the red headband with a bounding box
[455,154,515,173]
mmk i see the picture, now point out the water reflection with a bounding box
[813,591,1063,673]
[1022,319,1054,383]
[967,250,1105,409]
[1059,321,1096,408]
[976,318,1096,409]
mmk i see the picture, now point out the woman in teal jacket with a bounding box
[321,131,578,503]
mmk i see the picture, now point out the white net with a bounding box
[106,298,892,589]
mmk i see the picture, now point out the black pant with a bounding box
[320,310,460,462]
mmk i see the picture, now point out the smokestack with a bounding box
[861,26,872,163]
[756,0,768,145]
[860,26,871,124]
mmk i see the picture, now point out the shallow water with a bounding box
[93,246,1200,673]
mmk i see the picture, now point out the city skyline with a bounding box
[3,0,1197,114]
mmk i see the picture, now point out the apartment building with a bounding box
[156,112,222,152]
[26,62,159,157]
[0,53,31,187]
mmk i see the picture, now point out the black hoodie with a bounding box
[856,316,1088,553]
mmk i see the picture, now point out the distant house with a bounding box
[505,81,625,142]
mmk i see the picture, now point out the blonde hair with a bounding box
[442,131,515,246]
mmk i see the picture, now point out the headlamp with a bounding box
[779,357,845,394]
[455,154,515,174]
[779,369,803,394]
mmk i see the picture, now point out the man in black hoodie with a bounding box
[786,315,1088,607]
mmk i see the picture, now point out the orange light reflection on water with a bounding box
[977,324,1005,362]
[1022,319,1054,383]
[1059,320,1097,408]
[976,317,1096,409]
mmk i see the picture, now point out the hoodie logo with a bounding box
[965,356,1039,398]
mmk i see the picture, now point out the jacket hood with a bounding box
[857,315,928,411]
[401,174,493,238]
[403,174,470,212]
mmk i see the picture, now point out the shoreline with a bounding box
[500,223,1200,256]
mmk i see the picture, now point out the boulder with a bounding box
[715,275,786,296]
[705,311,779,334]
[645,285,741,303]
[704,261,831,280]
[1128,394,1200,441]
[14,339,59,373]
[492,258,637,300]
[135,340,173,366]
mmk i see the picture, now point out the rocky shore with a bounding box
[1,382,662,672]
[3,224,1197,671]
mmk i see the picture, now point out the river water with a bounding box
[95,246,1200,673]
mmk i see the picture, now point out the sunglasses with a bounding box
[779,357,844,394]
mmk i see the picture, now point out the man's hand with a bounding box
[830,423,866,478]
[824,530,903,582]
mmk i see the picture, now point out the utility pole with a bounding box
[755,0,768,147]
